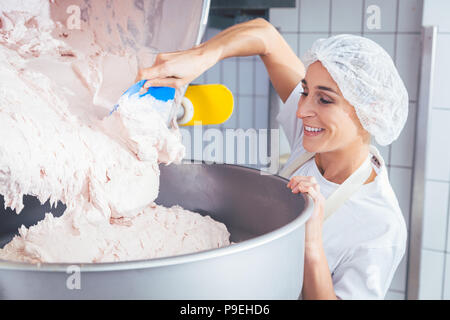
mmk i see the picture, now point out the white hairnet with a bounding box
[302,34,408,146]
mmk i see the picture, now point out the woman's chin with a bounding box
[302,140,321,153]
[302,139,332,154]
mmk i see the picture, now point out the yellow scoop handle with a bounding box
[179,84,234,126]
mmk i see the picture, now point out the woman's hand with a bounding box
[287,176,326,259]
[136,45,218,89]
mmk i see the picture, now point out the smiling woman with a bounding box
[277,33,408,300]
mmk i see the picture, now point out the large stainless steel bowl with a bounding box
[0,163,312,299]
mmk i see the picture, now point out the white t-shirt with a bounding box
[277,81,407,300]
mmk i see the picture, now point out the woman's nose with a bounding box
[296,99,315,119]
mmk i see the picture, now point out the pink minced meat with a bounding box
[0,0,230,263]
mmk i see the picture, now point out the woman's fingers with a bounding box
[287,178,298,189]
[136,65,170,82]
[292,181,317,194]
[287,176,302,188]
[287,176,321,203]
[136,49,206,85]
[287,176,316,189]
[288,176,325,227]
[143,77,186,89]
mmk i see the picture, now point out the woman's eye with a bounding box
[320,97,332,104]
[301,92,308,96]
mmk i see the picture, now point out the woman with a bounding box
[137,18,408,300]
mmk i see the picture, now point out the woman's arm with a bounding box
[288,176,338,300]
[303,243,338,300]
[137,18,305,103]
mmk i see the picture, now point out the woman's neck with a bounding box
[314,142,370,185]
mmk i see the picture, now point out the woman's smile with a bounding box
[304,125,325,137]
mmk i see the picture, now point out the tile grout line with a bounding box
[426,178,450,184]
[422,247,447,254]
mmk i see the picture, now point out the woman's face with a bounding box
[297,61,369,153]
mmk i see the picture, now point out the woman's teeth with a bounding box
[305,126,324,132]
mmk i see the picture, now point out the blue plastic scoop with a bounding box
[110,80,176,123]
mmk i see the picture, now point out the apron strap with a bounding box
[279,151,315,179]
[323,155,372,220]
[279,148,375,220]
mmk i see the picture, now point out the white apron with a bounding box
[279,145,383,220]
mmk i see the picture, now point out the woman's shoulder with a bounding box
[346,173,407,249]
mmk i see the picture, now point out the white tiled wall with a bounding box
[425,110,450,181]
[398,0,422,32]
[432,34,450,109]
[269,6,299,32]
[418,0,450,300]
[422,0,450,32]
[364,0,398,33]
[331,0,363,32]
[396,34,422,100]
[364,34,396,57]
[422,181,449,251]
[419,249,445,299]
[299,0,330,33]
[186,0,426,299]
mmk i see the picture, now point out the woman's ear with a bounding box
[363,131,371,145]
